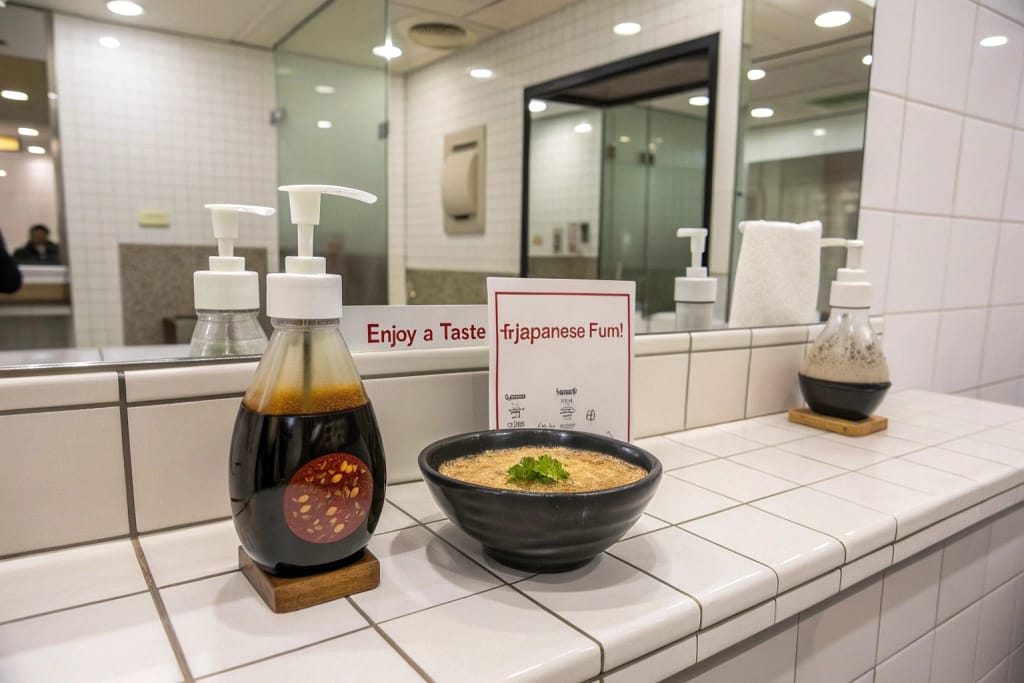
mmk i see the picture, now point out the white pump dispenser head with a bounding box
[194,203,276,311]
[822,238,872,309]
[268,184,377,319]
[674,228,717,303]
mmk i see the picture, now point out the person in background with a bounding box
[13,224,60,265]
[0,229,23,293]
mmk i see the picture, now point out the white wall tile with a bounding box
[1003,135,1024,222]
[124,363,256,403]
[860,94,905,210]
[979,380,1020,405]
[932,309,988,392]
[696,602,776,662]
[974,579,1018,681]
[633,353,689,438]
[857,209,894,312]
[0,372,119,411]
[905,0,977,110]
[966,9,1024,126]
[931,601,983,683]
[938,524,993,622]
[981,306,1024,385]
[942,219,1001,309]
[746,345,804,418]
[686,350,750,429]
[795,577,883,683]
[954,119,1014,220]
[885,214,950,313]
[894,104,963,215]
[868,0,915,96]
[775,570,841,623]
[978,658,1010,683]
[139,520,238,588]
[671,623,795,683]
[875,631,934,683]
[0,408,128,555]
[991,223,1024,304]
[876,548,942,661]
[984,507,1024,592]
[128,398,237,532]
[883,313,940,390]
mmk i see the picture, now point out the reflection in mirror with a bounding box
[523,38,718,330]
[731,0,874,320]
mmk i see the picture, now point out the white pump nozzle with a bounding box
[268,184,379,320]
[676,228,708,274]
[194,203,275,311]
[821,238,872,308]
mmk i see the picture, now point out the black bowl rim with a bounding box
[418,428,663,499]
[798,373,892,391]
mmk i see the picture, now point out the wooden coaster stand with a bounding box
[238,547,380,613]
[788,407,888,437]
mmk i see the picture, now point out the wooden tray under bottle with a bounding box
[238,546,380,613]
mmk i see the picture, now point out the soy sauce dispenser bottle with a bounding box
[229,184,386,577]
[190,204,275,358]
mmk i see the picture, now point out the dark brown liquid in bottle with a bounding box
[229,385,386,577]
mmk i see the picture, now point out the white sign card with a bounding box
[341,305,487,352]
[487,277,635,440]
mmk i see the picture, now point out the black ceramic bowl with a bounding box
[418,429,662,572]
[798,374,892,421]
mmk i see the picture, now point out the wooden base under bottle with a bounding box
[788,407,888,436]
[238,546,380,613]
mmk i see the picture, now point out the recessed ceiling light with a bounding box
[317,120,332,129]
[574,122,593,133]
[27,145,45,154]
[528,99,547,113]
[17,127,39,136]
[747,68,766,80]
[613,22,642,36]
[751,107,774,118]
[99,36,121,48]
[1,90,28,101]
[0,170,7,177]
[814,10,851,28]
[468,68,493,79]
[314,85,336,94]
[106,1,143,16]
[688,95,710,106]
[980,35,1008,47]
[813,128,827,136]
[619,136,631,143]
[371,42,402,60]
[862,54,872,65]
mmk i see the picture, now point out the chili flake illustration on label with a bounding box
[282,452,373,543]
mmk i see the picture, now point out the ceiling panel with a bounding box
[467,0,582,32]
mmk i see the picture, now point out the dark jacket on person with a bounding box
[0,232,23,294]
[13,240,60,265]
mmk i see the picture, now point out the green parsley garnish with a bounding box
[507,454,570,485]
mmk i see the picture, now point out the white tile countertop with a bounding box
[2,390,1024,682]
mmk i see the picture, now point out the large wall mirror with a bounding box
[0,0,874,369]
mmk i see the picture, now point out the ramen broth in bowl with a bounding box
[418,429,662,572]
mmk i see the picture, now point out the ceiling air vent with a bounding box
[406,21,470,49]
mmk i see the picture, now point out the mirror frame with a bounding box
[519,33,720,278]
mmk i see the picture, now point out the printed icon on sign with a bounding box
[559,404,575,421]
[509,403,523,419]
[585,409,596,422]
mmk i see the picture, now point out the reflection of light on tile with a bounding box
[316,120,332,129]
[979,36,1008,47]
[98,36,121,48]
[613,22,641,36]
[813,128,827,137]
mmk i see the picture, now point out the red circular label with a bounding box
[282,453,373,544]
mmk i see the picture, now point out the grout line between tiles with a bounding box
[126,392,245,408]
[0,532,132,563]
[673,526,783,596]
[0,401,120,417]
[0,588,152,628]
[131,537,194,683]
[602,549,705,629]
[138,515,233,538]
[344,600,435,683]
[506,582,608,674]
[118,372,138,536]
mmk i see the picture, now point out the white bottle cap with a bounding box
[674,228,717,303]
[194,204,275,310]
[823,238,871,307]
[267,184,377,319]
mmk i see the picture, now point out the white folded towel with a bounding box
[729,220,822,328]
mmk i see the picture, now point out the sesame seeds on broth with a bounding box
[439,445,647,493]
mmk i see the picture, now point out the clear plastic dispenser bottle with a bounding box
[229,184,387,577]
[190,203,275,357]
[674,228,717,331]
[799,239,891,421]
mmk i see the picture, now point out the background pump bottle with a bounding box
[190,203,275,357]
[673,228,717,331]
[229,185,387,577]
